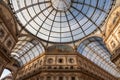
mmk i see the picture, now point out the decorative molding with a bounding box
[15,52,116,80]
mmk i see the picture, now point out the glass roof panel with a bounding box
[11,36,45,66]
[77,37,120,78]
[9,0,113,43]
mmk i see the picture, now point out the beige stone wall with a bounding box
[105,5,120,73]
[16,52,117,80]
[105,6,120,53]
[0,2,19,80]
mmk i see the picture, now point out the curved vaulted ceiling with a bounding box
[11,36,45,66]
[77,37,120,78]
[9,0,114,43]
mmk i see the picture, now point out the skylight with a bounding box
[77,37,120,78]
[9,0,114,43]
[11,36,45,66]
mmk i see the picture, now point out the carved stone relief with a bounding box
[0,28,4,38]
[116,28,120,42]
[67,56,76,65]
[110,40,116,48]
[5,36,14,50]
[112,11,120,24]
[47,58,54,64]
[0,24,7,42]
[0,3,17,35]
[114,47,120,54]
[105,6,120,38]
[6,40,12,48]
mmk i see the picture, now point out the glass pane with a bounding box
[11,37,45,66]
[9,0,114,43]
[77,37,120,77]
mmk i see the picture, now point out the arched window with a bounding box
[0,69,12,80]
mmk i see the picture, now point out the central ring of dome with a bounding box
[51,0,71,11]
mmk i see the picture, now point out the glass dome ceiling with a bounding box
[9,0,113,43]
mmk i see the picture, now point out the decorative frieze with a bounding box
[16,52,116,80]
[105,6,120,68]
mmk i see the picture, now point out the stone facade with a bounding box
[105,6,120,69]
[0,2,19,79]
[16,45,117,80]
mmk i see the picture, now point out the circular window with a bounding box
[51,0,71,12]
[48,58,53,64]
[69,58,74,63]
[58,58,63,63]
